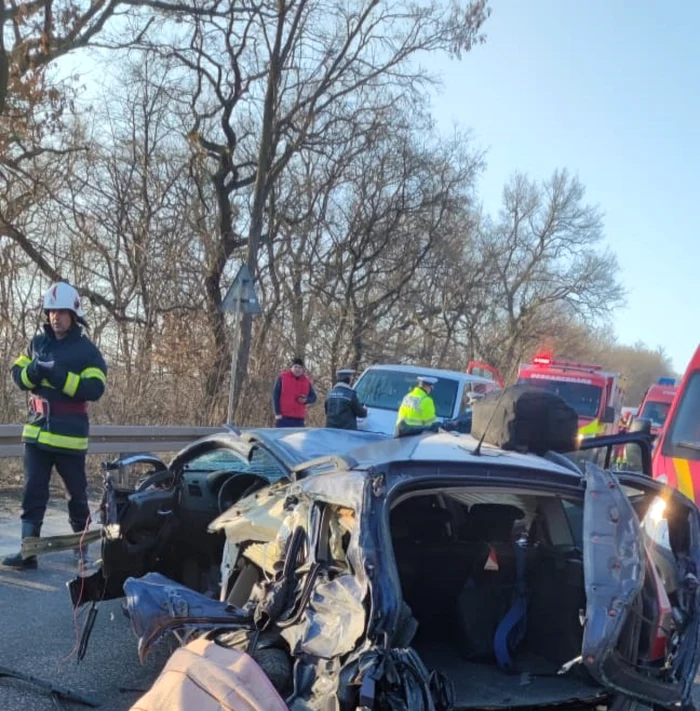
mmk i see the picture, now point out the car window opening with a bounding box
[389,488,684,710]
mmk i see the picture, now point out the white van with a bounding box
[353,364,497,435]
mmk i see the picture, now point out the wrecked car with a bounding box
[68,427,388,605]
[123,428,700,711]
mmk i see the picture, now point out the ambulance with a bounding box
[652,345,700,503]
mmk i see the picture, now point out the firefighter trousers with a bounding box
[21,443,90,533]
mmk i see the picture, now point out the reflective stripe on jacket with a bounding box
[11,323,107,453]
[396,387,437,429]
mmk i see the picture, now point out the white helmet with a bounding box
[43,282,85,319]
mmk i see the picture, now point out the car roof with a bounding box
[180,428,581,494]
[244,428,581,480]
[288,431,585,505]
[244,427,391,469]
[358,363,492,384]
[343,431,580,476]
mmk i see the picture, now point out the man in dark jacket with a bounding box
[325,368,367,430]
[272,357,317,427]
[2,282,107,570]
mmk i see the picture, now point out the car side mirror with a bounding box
[602,406,616,424]
[630,417,652,435]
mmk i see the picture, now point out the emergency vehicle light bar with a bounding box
[531,352,603,372]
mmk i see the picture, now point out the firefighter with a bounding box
[394,375,439,437]
[325,368,367,430]
[618,410,633,434]
[2,282,107,570]
[612,410,634,468]
[272,357,317,427]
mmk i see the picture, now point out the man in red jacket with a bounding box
[272,357,317,427]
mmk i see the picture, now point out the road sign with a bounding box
[220,264,262,315]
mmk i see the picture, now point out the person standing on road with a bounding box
[394,375,439,437]
[617,410,633,434]
[2,282,107,571]
[272,357,317,428]
[325,368,367,430]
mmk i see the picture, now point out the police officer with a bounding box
[2,282,107,570]
[394,375,439,437]
[325,368,367,430]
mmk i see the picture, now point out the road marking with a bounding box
[0,573,59,592]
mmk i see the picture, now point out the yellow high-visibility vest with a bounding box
[396,387,437,429]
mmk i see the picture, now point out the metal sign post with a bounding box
[220,264,262,425]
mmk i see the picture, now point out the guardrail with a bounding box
[0,424,227,458]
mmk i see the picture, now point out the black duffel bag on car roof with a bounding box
[471,384,579,455]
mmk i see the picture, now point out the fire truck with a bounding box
[652,344,700,504]
[637,377,678,437]
[517,352,624,437]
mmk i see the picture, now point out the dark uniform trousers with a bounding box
[22,444,90,533]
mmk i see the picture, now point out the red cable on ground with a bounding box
[57,513,92,671]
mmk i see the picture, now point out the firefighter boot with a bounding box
[1,521,40,570]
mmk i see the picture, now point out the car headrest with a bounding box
[467,503,525,543]
[391,501,452,543]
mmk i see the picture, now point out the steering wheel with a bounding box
[135,468,175,493]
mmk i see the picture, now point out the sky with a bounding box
[424,0,699,374]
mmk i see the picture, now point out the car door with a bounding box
[69,438,273,607]
[582,461,700,708]
[466,360,504,388]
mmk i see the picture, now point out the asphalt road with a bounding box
[0,500,168,711]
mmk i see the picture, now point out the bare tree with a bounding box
[135,0,491,414]
[471,169,625,372]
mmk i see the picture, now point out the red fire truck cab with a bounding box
[517,352,623,437]
[637,378,678,437]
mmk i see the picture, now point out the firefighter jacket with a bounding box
[11,323,107,454]
[324,382,367,430]
[395,387,437,431]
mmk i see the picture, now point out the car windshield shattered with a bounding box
[111,423,700,711]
